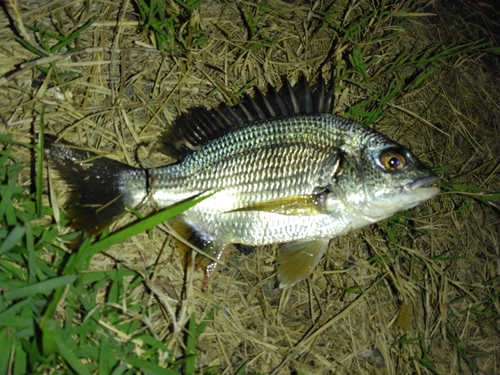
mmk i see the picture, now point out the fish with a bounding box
[44,75,440,288]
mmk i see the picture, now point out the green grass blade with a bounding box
[3,275,78,300]
[98,338,114,375]
[128,357,178,375]
[196,307,218,337]
[0,299,31,321]
[0,226,25,256]
[52,329,92,375]
[234,362,248,375]
[0,168,17,221]
[14,36,47,57]
[0,328,12,375]
[50,18,97,53]
[184,316,197,374]
[25,222,36,284]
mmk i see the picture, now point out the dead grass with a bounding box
[1,0,499,374]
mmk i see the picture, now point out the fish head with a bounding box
[335,139,440,223]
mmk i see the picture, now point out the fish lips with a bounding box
[401,174,440,207]
[405,175,440,194]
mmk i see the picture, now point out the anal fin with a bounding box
[277,239,329,288]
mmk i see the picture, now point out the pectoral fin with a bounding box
[277,239,329,288]
[230,193,327,216]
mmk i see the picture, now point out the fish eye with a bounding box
[379,148,407,171]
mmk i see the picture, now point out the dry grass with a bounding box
[1,0,499,374]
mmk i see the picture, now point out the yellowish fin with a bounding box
[230,193,326,216]
[277,239,329,288]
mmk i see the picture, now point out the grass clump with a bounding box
[136,0,208,56]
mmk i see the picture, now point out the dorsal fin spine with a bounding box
[267,84,288,116]
[313,75,326,113]
[159,75,334,160]
[255,88,276,117]
[237,101,255,122]
[281,77,300,114]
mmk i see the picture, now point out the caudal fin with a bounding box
[44,134,147,235]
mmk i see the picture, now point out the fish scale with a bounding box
[45,75,439,288]
[151,145,328,206]
[149,116,348,200]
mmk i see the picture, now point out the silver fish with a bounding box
[44,76,439,288]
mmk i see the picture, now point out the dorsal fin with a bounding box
[159,75,335,160]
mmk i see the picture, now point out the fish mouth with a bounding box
[405,175,440,191]
[357,174,440,220]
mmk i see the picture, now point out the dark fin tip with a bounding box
[159,74,335,160]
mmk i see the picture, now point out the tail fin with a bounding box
[44,134,148,235]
